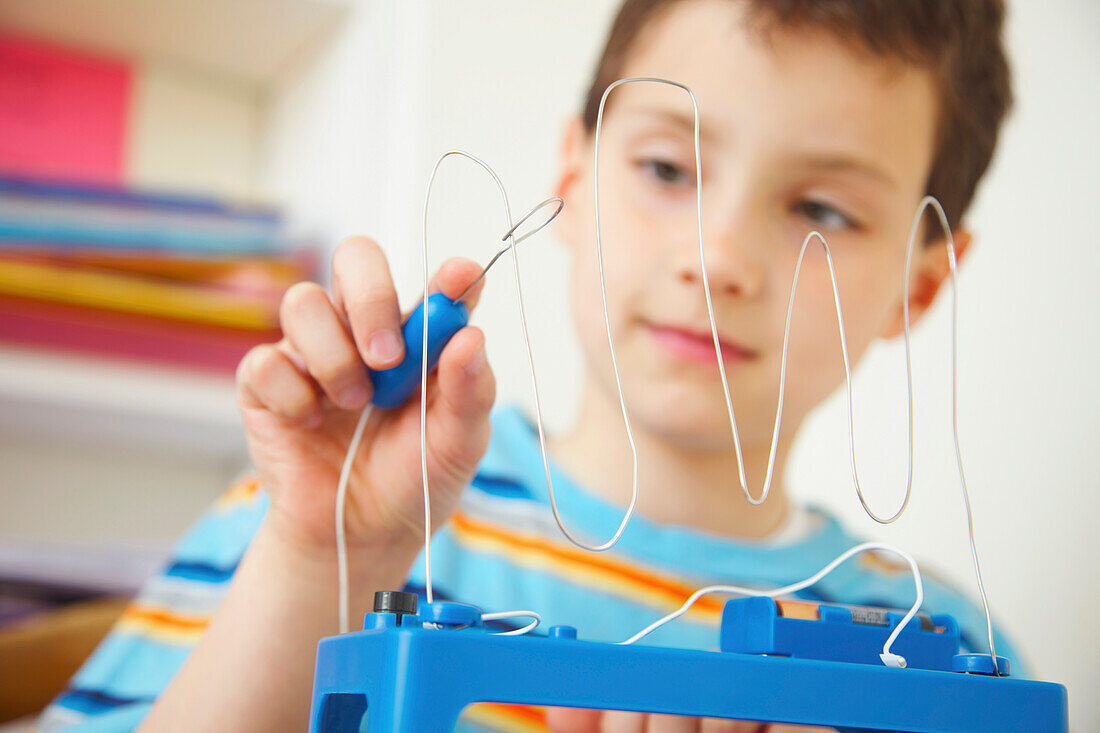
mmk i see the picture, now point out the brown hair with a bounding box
[582,0,1013,232]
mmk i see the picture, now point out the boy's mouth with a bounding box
[645,322,758,364]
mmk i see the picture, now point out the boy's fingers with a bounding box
[426,326,495,477]
[331,236,404,370]
[236,343,322,426]
[279,281,372,410]
[425,257,487,311]
[601,711,646,733]
[545,708,602,733]
[545,708,600,733]
[435,326,495,417]
[546,710,753,733]
[700,718,759,732]
[644,714,698,732]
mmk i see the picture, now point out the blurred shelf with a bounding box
[0,0,350,84]
[0,345,245,458]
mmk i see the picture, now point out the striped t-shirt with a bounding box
[38,406,1024,732]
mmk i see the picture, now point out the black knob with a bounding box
[374,590,418,617]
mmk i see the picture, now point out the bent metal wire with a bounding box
[334,81,998,674]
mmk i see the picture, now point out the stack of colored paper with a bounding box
[0,176,315,373]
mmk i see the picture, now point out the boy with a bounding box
[40,0,1015,731]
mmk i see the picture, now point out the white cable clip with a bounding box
[880,652,907,668]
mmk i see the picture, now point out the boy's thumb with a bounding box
[426,326,495,480]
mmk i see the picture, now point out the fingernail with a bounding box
[464,345,486,376]
[368,330,402,364]
[339,384,368,409]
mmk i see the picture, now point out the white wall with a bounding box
[128,62,261,197]
[264,0,1098,727]
[260,1,432,281]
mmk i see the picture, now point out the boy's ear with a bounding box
[554,116,588,248]
[881,228,973,338]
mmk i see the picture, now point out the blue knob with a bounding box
[549,625,578,640]
[951,653,1010,676]
[368,292,469,409]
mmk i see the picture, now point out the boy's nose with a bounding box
[672,233,763,299]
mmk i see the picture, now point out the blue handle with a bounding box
[368,293,469,409]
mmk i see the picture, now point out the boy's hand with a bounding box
[545,709,834,732]
[236,236,495,560]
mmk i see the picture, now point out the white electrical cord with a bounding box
[618,542,920,669]
[481,610,543,636]
[336,403,373,634]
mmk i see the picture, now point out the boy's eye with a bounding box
[638,158,693,187]
[793,199,857,230]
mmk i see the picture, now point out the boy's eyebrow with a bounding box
[617,104,719,143]
[619,105,900,189]
[799,154,900,190]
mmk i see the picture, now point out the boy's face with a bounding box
[556,0,952,451]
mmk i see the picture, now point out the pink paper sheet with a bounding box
[0,33,131,184]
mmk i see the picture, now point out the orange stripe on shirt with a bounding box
[450,511,725,624]
[214,475,261,512]
[116,603,210,645]
[463,703,549,732]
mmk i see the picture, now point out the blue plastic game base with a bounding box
[308,599,1068,732]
